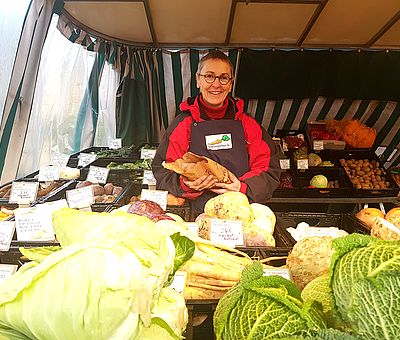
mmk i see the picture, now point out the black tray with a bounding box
[273,169,300,198]
[275,212,370,247]
[333,149,400,197]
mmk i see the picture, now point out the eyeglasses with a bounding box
[198,73,232,85]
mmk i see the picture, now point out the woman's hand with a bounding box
[182,174,217,192]
[209,172,241,194]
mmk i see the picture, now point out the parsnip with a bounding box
[182,260,242,282]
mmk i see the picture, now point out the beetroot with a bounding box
[145,213,174,222]
[127,200,165,215]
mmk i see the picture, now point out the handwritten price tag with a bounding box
[313,140,324,151]
[0,221,15,251]
[210,219,244,247]
[170,271,187,294]
[51,153,70,167]
[86,166,109,184]
[109,138,122,149]
[263,268,291,281]
[143,170,157,185]
[0,264,18,282]
[78,153,97,167]
[15,207,55,241]
[304,227,339,238]
[140,189,167,210]
[38,166,60,182]
[297,159,309,170]
[66,186,94,209]
[9,182,39,204]
[280,159,290,170]
[140,148,156,160]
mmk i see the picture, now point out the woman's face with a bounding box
[196,59,233,108]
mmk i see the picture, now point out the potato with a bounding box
[112,186,123,195]
[94,196,103,203]
[93,184,105,196]
[104,183,114,195]
[102,195,115,203]
[75,181,92,189]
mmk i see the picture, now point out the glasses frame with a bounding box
[198,73,232,85]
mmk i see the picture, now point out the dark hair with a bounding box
[197,50,234,76]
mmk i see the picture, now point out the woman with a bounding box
[152,50,281,212]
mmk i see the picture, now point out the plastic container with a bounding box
[275,212,370,247]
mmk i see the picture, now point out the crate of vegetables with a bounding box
[334,150,400,197]
[307,121,346,150]
[275,129,307,151]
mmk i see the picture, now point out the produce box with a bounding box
[389,167,400,189]
[275,129,307,151]
[166,204,192,222]
[306,121,346,150]
[334,149,400,197]
[273,170,300,198]
[275,212,370,247]
[295,167,353,197]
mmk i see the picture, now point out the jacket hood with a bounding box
[179,95,245,122]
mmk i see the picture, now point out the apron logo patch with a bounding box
[205,134,232,150]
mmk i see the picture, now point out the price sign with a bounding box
[36,199,68,213]
[9,181,39,204]
[109,138,122,149]
[304,227,339,238]
[15,207,55,241]
[140,189,167,210]
[140,148,156,160]
[50,153,70,167]
[263,268,291,281]
[210,219,244,247]
[86,166,109,184]
[170,271,187,294]
[282,141,289,152]
[280,159,290,170]
[313,140,324,151]
[143,170,157,185]
[297,159,309,170]
[0,221,15,251]
[66,186,94,209]
[38,166,60,182]
[0,264,18,283]
[78,153,97,167]
[183,222,198,235]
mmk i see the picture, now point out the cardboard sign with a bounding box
[210,219,244,247]
[263,268,291,281]
[0,264,18,283]
[9,181,39,204]
[66,186,94,209]
[109,138,122,149]
[143,170,157,185]
[280,159,290,170]
[140,148,156,160]
[0,221,15,251]
[51,153,70,167]
[38,166,60,182]
[297,159,309,170]
[15,207,55,241]
[86,166,109,184]
[140,189,167,210]
[304,227,340,238]
[313,140,324,151]
[170,271,187,294]
[78,153,97,167]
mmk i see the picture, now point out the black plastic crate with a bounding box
[273,169,300,198]
[295,167,353,198]
[275,212,370,247]
[275,129,307,150]
[333,149,400,197]
[166,205,192,222]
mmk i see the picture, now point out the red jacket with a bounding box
[152,95,281,205]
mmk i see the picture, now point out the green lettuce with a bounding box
[213,262,326,340]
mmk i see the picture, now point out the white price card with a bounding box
[313,140,324,151]
[66,186,94,209]
[263,268,291,281]
[170,271,187,294]
[280,159,290,170]
[36,199,68,213]
[9,181,39,204]
[0,264,18,283]
[50,153,70,167]
[0,221,15,251]
[140,148,156,160]
[304,227,339,238]
[15,207,55,241]
[109,138,122,149]
[86,166,109,184]
[210,219,244,248]
[78,153,97,167]
[38,165,60,182]
[143,170,157,185]
[140,189,167,210]
[297,159,309,170]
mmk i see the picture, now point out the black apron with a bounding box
[189,119,249,212]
